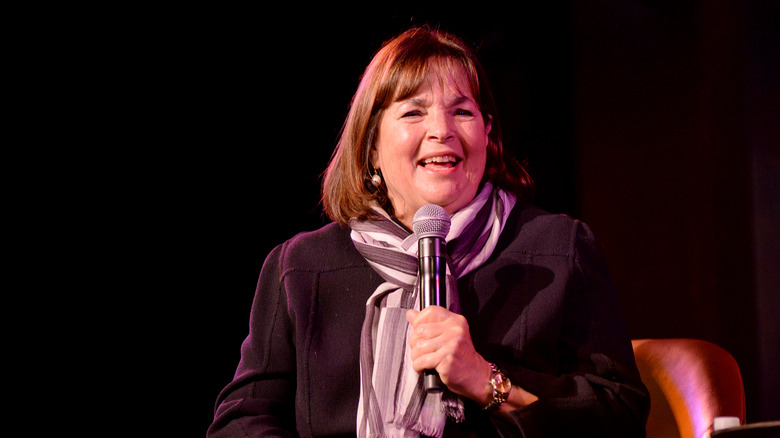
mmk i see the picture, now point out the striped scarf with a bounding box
[350,183,515,437]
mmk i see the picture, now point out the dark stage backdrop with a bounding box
[125,3,778,436]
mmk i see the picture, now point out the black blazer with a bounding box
[208,202,649,437]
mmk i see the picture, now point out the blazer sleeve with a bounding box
[207,243,297,438]
[505,221,650,438]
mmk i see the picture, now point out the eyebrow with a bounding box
[402,95,473,107]
[448,96,471,107]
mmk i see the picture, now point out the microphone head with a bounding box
[413,204,451,239]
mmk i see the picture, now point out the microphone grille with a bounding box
[412,204,451,239]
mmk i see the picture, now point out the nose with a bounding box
[426,110,455,143]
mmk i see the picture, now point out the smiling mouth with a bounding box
[418,155,462,168]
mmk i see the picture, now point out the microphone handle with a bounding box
[418,236,447,392]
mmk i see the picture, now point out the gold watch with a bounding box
[484,362,512,410]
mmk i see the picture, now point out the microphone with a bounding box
[412,204,451,393]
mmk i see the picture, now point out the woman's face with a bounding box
[371,67,491,228]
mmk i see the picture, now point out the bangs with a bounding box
[388,56,481,105]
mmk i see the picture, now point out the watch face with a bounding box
[495,373,512,393]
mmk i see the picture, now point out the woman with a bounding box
[209,26,649,437]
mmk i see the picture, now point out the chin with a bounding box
[421,195,469,215]
[437,187,480,211]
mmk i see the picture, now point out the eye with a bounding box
[401,110,423,118]
[455,108,474,117]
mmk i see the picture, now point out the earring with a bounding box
[371,171,382,187]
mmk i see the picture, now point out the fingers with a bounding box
[409,328,469,372]
[405,307,492,402]
[406,307,445,372]
[405,306,471,371]
[405,308,419,324]
[406,306,460,349]
[406,305,448,325]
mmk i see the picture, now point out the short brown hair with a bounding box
[322,26,534,226]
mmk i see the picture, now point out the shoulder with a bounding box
[278,221,368,273]
[498,201,596,257]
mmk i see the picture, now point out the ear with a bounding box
[369,145,380,169]
[485,114,493,141]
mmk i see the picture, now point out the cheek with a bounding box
[376,132,421,175]
[468,151,488,183]
[465,133,489,176]
[375,122,411,165]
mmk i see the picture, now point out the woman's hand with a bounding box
[406,306,492,404]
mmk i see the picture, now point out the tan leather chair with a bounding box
[632,338,747,438]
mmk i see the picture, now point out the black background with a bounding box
[96,3,780,435]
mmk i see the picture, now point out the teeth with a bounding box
[421,155,458,165]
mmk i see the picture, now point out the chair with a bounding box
[632,338,746,438]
